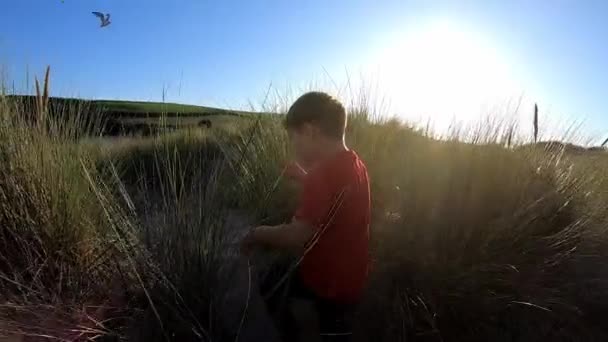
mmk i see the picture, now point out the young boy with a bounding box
[242,91,371,340]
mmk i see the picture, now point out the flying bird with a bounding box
[92,12,111,28]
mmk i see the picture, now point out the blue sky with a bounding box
[1,0,607,138]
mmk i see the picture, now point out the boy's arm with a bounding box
[250,219,315,255]
[242,165,335,256]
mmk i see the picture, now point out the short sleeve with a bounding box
[293,170,337,230]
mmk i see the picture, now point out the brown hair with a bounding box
[285,91,347,140]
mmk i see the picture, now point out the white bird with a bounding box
[92,12,111,28]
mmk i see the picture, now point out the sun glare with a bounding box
[372,20,520,127]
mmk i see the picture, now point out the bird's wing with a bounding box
[92,12,105,20]
[106,13,111,20]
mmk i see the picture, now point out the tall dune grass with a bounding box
[0,96,128,340]
[1,89,608,341]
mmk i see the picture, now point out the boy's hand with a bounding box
[241,223,313,255]
[241,226,275,256]
[240,229,257,256]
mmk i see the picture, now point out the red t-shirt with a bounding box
[294,149,371,303]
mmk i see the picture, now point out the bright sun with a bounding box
[371,20,520,127]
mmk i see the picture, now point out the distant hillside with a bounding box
[521,141,606,154]
[94,99,251,117]
[5,95,252,118]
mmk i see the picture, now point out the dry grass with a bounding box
[0,93,130,341]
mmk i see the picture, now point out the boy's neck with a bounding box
[317,138,348,161]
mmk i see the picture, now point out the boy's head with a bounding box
[285,91,347,167]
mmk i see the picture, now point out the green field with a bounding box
[94,99,255,118]
[1,93,608,341]
[94,99,225,114]
[6,95,253,118]
[5,95,258,137]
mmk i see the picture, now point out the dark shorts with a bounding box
[289,276,356,335]
[262,267,356,341]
